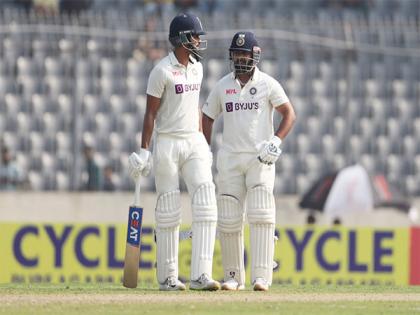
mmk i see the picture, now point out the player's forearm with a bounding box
[275,103,296,140]
[275,118,294,140]
[198,108,203,132]
[141,95,160,149]
[202,114,214,145]
[141,114,155,149]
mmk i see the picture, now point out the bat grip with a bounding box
[133,179,141,206]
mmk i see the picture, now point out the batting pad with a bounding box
[191,183,217,280]
[155,190,181,284]
[249,223,275,285]
[192,182,217,222]
[247,186,275,285]
[217,195,245,285]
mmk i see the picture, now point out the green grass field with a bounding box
[1,284,420,315]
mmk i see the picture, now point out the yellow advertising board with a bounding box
[273,227,409,285]
[0,223,411,285]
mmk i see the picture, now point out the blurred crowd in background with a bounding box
[0,0,419,197]
[0,0,375,15]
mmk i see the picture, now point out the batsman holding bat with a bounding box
[202,32,296,291]
[128,13,220,291]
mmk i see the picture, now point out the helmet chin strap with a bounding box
[179,32,207,61]
[191,50,202,61]
[182,43,203,60]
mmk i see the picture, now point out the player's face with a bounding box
[191,35,200,47]
[179,33,207,60]
[231,51,252,65]
[184,34,207,52]
[231,51,254,74]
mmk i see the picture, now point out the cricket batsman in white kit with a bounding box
[202,32,296,291]
[128,13,220,291]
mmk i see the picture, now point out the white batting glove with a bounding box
[257,136,282,165]
[128,148,152,180]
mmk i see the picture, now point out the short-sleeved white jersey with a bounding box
[202,67,289,153]
[147,51,203,136]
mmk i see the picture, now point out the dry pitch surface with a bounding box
[1,284,420,315]
[1,292,420,304]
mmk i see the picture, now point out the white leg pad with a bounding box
[247,186,275,285]
[191,182,217,280]
[217,195,245,286]
[155,190,181,284]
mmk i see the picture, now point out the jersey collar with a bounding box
[252,67,260,81]
[169,51,181,67]
[169,51,197,67]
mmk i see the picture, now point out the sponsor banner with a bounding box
[0,224,413,285]
[0,223,156,284]
[274,227,409,286]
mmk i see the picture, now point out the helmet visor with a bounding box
[180,32,207,59]
[230,48,260,74]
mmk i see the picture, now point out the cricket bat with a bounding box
[123,179,143,288]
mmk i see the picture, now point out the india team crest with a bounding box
[250,87,257,95]
[236,34,245,46]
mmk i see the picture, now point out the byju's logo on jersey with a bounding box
[175,83,200,94]
[225,102,259,112]
[175,84,184,94]
[225,102,233,112]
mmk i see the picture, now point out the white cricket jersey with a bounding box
[146,51,203,136]
[202,67,289,153]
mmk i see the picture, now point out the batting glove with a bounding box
[257,136,282,165]
[128,148,152,180]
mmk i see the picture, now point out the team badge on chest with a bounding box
[250,87,257,95]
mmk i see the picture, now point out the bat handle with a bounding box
[133,178,141,206]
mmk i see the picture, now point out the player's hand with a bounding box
[128,149,152,180]
[257,136,282,165]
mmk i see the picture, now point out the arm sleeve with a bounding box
[201,85,222,120]
[146,66,166,98]
[269,78,290,108]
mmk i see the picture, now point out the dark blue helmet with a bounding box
[169,13,207,60]
[229,31,261,74]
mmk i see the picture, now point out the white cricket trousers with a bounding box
[153,132,217,284]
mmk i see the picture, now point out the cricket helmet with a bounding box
[169,12,207,60]
[229,31,261,75]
